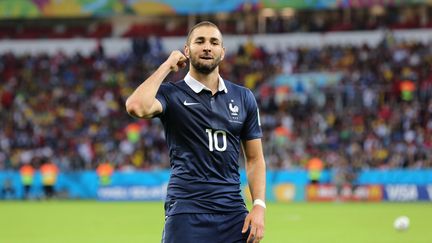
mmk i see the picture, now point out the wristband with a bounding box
[253,199,266,209]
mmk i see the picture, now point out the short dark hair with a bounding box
[186,21,222,45]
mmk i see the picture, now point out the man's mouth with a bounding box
[200,56,213,60]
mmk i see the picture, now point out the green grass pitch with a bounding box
[0,201,431,243]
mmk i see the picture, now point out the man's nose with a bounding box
[203,42,211,51]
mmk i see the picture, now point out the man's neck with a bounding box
[189,68,219,95]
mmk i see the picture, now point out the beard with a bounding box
[190,55,222,74]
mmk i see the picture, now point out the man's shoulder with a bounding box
[224,80,250,94]
[160,80,186,91]
[161,79,185,87]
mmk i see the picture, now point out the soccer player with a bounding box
[126,21,266,243]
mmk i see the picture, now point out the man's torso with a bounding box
[156,79,261,215]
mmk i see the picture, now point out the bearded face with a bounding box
[185,26,225,75]
[189,52,222,74]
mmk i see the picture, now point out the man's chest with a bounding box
[168,91,246,135]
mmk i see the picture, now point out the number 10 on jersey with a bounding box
[205,129,227,152]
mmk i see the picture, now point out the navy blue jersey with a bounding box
[155,76,262,216]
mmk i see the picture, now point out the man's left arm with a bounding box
[241,138,266,243]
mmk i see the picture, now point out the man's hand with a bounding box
[242,205,265,243]
[165,50,188,72]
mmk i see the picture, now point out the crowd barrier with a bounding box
[1,170,431,202]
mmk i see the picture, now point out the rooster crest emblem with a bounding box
[229,100,239,116]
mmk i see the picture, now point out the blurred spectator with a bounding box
[96,161,114,186]
[306,155,324,184]
[40,158,59,199]
[19,163,35,199]
[1,178,15,199]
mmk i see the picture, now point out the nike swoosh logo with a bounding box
[183,100,200,106]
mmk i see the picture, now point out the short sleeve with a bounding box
[240,89,262,140]
[155,83,170,119]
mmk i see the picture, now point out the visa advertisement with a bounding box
[383,185,432,202]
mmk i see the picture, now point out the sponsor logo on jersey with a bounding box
[183,100,200,106]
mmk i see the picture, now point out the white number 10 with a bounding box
[205,129,227,152]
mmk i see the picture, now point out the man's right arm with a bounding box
[125,51,187,119]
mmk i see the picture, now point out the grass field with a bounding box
[0,201,431,243]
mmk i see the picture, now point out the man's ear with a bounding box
[221,47,226,61]
[184,45,190,58]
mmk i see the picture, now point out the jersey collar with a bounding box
[184,72,228,94]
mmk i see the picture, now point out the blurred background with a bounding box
[0,0,432,201]
[0,0,432,212]
[2,1,432,243]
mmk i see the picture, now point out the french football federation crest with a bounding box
[229,100,239,116]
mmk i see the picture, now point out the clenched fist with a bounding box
[165,50,188,72]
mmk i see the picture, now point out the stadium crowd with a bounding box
[0,34,431,172]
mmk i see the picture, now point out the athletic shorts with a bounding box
[161,212,250,243]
